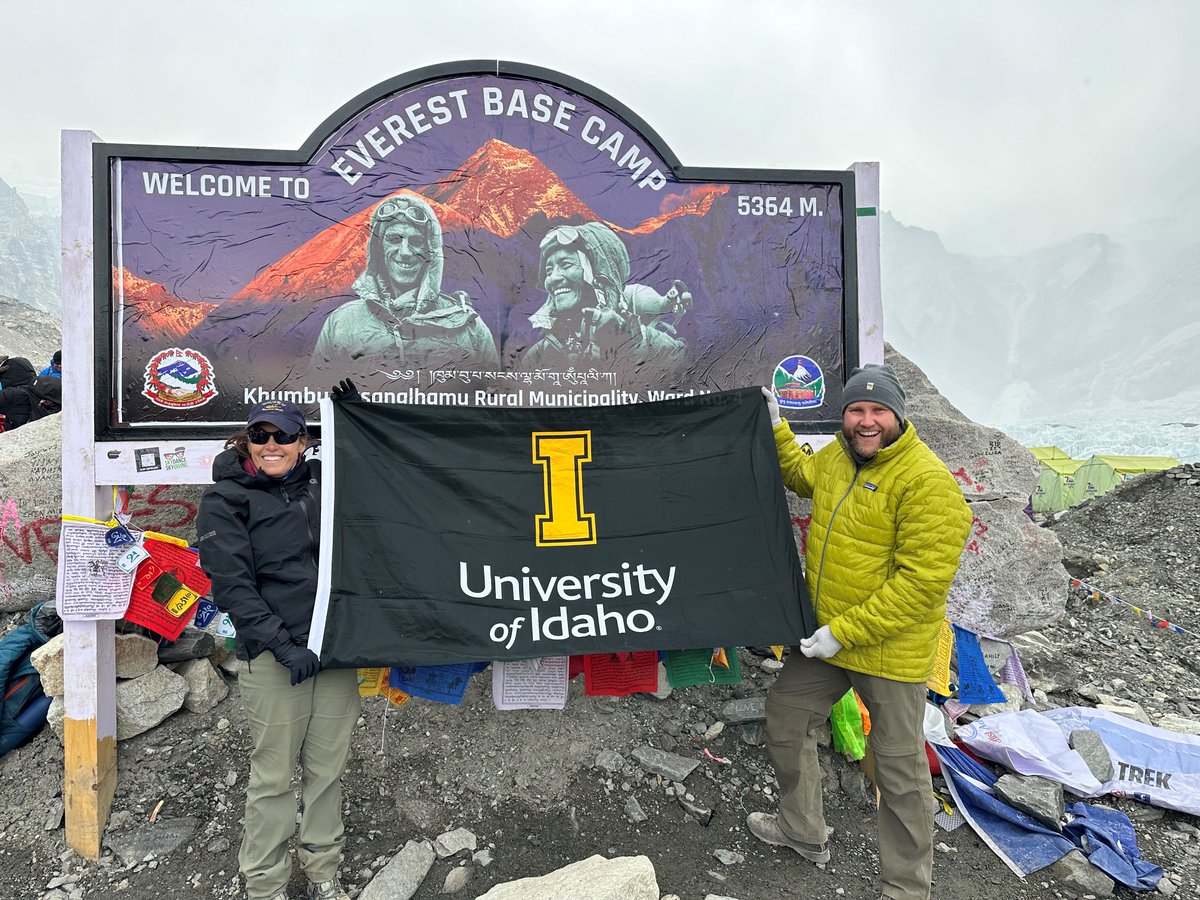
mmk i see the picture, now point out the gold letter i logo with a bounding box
[532,431,596,546]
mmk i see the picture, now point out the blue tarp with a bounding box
[935,744,1161,890]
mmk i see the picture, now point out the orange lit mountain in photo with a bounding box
[115,268,216,344]
[232,191,472,303]
[621,184,731,235]
[424,139,600,237]
[229,140,723,304]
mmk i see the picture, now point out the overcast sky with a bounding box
[6,0,1196,255]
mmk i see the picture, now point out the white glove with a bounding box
[799,625,842,659]
[760,386,782,427]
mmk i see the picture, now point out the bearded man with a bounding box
[750,363,971,900]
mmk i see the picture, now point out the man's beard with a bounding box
[843,420,902,460]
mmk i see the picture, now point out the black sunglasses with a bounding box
[247,428,304,445]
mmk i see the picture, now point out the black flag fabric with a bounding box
[310,388,815,667]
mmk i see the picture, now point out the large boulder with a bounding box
[782,349,1068,639]
[176,657,229,714]
[0,416,206,611]
[30,631,160,697]
[46,663,189,741]
[889,348,1068,638]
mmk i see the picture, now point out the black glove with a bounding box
[271,639,320,685]
[330,378,362,403]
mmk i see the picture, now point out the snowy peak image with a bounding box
[231,191,473,304]
[115,267,216,345]
[424,138,600,238]
[231,141,725,304]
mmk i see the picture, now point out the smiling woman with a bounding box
[195,397,359,900]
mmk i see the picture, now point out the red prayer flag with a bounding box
[582,651,659,697]
[123,539,211,640]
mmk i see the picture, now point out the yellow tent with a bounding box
[1029,446,1072,462]
[1032,455,1085,514]
[1071,454,1180,505]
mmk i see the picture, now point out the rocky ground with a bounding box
[0,466,1197,900]
[0,293,60,373]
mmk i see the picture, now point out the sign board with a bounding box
[94,61,857,440]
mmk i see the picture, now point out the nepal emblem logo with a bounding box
[142,347,218,409]
[772,355,825,410]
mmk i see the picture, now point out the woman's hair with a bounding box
[225,430,251,460]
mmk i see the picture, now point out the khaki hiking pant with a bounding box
[766,652,933,900]
[238,655,361,900]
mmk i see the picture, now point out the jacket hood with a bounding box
[26,375,61,406]
[0,357,36,389]
[355,192,444,312]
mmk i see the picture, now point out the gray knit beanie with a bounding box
[841,363,906,423]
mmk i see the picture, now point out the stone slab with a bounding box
[358,839,435,900]
[476,855,658,900]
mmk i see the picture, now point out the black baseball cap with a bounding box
[246,400,307,434]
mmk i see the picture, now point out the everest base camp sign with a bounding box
[96,61,857,441]
[309,388,816,666]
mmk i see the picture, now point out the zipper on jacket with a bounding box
[297,494,318,568]
[812,466,862,610]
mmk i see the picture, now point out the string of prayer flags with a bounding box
[927,619,954,697]
[1071,578,1194,637]
[831,689,867,760]
[192,599,219,630]
[941,698,970,722]
[663,648,742,688]
[986,635,1034,701]
[122,538,211,640]
[493,657,569,710]
[379,682,411,709]
[583,651,659,696]
[55,519,138,621]
[952,625,1007,704]
[357,668,386,697]
[387,662,485,705]
[855,691,872,736]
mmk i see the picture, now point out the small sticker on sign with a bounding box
[115,543,150,574]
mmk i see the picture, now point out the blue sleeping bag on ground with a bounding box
[0,601,60,756]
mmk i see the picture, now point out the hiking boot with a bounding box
[746,812,830,864]
[306,877,350,900]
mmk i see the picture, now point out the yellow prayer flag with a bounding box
[357,667,385,697]
[165,586,200,617]
[770,645,784,661]
[380,685,410,708]
[926,619,953,697]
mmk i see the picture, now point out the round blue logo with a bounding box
[771,356,825,410]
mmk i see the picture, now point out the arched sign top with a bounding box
[299,61,686,181]
[94,61,857,441]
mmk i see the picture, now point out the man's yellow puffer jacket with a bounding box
[774,419,971,683]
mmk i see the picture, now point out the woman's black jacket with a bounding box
[196,448,321,661]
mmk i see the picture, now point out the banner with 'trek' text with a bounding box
[309,388,815,666]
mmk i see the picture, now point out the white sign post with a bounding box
[61,128,117,859]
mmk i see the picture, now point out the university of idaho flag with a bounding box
[309,388,815,666]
